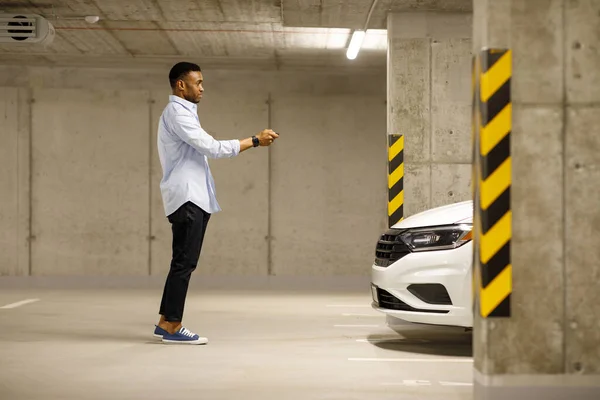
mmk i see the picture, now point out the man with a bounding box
[153,62,278,344]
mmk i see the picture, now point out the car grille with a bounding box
[407,284,453,305]
[374,229,410,267]
[376,288,449,314]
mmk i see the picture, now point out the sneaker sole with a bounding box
[162,338,208,345]
[153,334,163,338]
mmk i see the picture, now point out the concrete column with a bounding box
[473,0,600,399]
[387,12,473,223]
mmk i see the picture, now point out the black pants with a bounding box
[159,201,210,322]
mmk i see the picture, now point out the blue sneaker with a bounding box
[162,327,208,345]
[153,325,169,339]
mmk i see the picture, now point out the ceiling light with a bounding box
[84,15,100,24]
[346,30,365,60]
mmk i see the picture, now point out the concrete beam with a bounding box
[388,12,472,40]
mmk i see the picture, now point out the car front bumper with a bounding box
[370,241,473,328]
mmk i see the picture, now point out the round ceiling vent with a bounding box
[8,15,33,41]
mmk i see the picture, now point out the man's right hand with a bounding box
[238,129,279,153]
[256,129,279,146]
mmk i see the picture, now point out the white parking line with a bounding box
[334,325,379,328]
[349,358,473,363]
[440,381,473,386]
[380,380,472,387]
[0,298,40,309]
[381,380,432,386]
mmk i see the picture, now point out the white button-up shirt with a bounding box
[157,95,241,216]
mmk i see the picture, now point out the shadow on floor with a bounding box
[7,327,161,344]
[366,326,473,357]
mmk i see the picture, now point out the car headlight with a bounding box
[399,224,473,252]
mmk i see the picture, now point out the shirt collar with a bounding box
[169,95,197,113]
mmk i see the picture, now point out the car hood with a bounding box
[392,200,473,229]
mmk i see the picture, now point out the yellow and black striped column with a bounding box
[473,49,512,318]
[388,134,404,227]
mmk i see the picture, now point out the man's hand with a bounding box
[256,129,279,146]
[238,129,280,153]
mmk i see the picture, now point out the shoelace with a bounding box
[180,328,196,338]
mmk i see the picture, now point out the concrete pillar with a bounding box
[472,0,600,399]
[387,12,473,225]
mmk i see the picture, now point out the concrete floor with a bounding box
[0,282,473,400]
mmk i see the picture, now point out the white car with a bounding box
[371,200,474,328]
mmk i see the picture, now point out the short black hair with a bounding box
[169,62,201,89]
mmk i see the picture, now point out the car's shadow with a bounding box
[366,325,473,357]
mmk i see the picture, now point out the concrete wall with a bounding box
[271,95,387,275]
[30,89,151,276]
[0,65,387,277]
[387,12,473,217]
[0,88,30,277]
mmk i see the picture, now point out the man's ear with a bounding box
[177,80,185,91]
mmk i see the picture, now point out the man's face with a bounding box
[178,71,204,104]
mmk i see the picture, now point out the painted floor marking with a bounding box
[0,299,40,309]
[380,380,472,387]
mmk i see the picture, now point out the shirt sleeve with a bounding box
[170,112,240,159]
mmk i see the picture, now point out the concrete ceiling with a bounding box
[0,0,471,69]
[283,0,472,29]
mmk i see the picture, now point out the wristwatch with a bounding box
[252,136,260,147]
